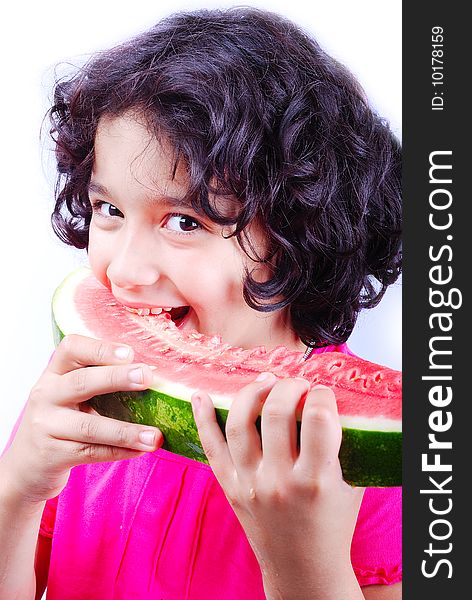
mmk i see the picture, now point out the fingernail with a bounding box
[191,393,201,415]
[139,430,156,446]
[128,367,144,384]
[115,346,131,360]
[255,372,274,382]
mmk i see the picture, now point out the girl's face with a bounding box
[88,112,303,352]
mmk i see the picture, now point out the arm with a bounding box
[0,461,44,600]
[363,582,402,599]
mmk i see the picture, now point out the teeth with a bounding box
[123,306,174,315]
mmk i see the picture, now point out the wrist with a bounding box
[0,455,46,516]
[260,553,361,600]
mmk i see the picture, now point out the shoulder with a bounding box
[362,582,402,600]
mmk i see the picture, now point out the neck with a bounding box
[234,309,305,354]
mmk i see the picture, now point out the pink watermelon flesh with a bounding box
[73,272,401,423]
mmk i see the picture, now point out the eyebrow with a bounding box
[87,180,194,209]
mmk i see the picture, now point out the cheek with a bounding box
[87,229,112,289]
[204,255,246,303]
[177,249,244,305]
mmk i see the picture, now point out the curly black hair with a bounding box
[48,7,402,348]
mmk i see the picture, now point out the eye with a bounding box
[91,200,124,218]
[165,214,201,233]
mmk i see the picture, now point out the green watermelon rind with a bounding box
[85,388,401,487]
[52,278,402,488]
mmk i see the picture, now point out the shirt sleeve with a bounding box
[39,496,58,538]
[351,487,402,586]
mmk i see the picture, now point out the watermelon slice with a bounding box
[52,267,402,487]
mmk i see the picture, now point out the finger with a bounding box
[261,377,310,466]
[50,409,163,454]
[57,438,152,467]
[191,391,233,485]
[49,334,135,375]
[225,372,278,469]
[52,363,155,406]
[296,385,342,478]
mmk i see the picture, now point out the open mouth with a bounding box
[124,305,191,327]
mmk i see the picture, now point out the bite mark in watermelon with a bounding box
[52,267,402,487]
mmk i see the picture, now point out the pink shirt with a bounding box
[5,344,402,598]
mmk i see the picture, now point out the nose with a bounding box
[106,231,160,290]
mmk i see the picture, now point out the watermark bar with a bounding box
[403,2,468,596]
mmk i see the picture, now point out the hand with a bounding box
[191,374,364,600]
[2,335,162,505]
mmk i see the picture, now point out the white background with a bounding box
[0,0,401,452]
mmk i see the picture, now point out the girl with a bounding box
[0,8,402,599]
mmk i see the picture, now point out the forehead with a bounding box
[92,111,242,221]
[92,112,190,200]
